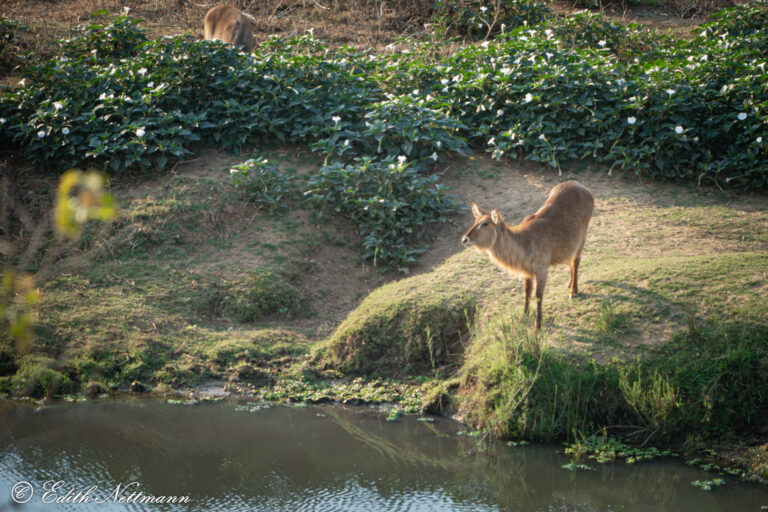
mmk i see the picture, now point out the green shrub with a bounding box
[311,93,470,165]
[0,5,766,190]
[58,11,147,60]
[0,16,26,64]
[432,0,550,40]
[230,157,294,212]
[305,156,458,269]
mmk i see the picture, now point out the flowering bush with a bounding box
[230,157,294,212]
[0,4,766,264]
[432,0,550,40]
[311,94,469,166]
[305,156,458,270]
[58,11,147,61]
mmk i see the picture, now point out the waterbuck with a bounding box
[203,5,255,52]
[461,181,594,329]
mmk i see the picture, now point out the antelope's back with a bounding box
[204,5,247,47]
[535,181,594,263]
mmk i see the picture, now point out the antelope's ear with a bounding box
[470,201,485,219]
[490,210,503,224]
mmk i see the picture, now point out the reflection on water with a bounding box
[0,399,767,511]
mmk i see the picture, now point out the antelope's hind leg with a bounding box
[535,272,547,329]
[569,255,581,299]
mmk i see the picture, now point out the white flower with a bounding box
[99,93,107,100]
[500,67,512,75]
[627,116,637,125]
[480,6,488,12]
[332,116,341,123]
[18,79,26,87]
[538,134,546,141]
[545,29,553,39]
[123,6,131,14]
[343,139,350,147]
[53,101,63,110]
[693,136,699,142]
[440,78,449,85]
[481,41,489,48]
[0,118,5,124]
[147,81,154,88]
[737,112,747,121]
[597,40,607,47]
[397,155,407,164]
[431,152,438,162]
[666,89,675,96]
[519,35,528,42]
[138,67,147,75]
[230,168,238,175]
[412,89,419,95]
[675,126,684,134]
[307,28,314,35]
[37,130,46,138]
[700,31,706,38]
[62,127,70,135]
[757,137,763,144]
[524,93,533,103]
[488,137,495,146]
[436,140,442,149]
[136,127,146,137]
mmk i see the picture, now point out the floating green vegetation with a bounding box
[686,458,743,477]
[561,460,595,471]
[565,435,674,464]
[691,479,726,491]
[258,376,430,413]
[235,402,272,413]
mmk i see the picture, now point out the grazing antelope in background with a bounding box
[461,181,594,329]
[204,5,255,52]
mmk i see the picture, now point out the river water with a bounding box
[1,399,766,511]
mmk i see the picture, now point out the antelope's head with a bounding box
[461,202,504,250]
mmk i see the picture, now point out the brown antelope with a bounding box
[461,181,594,329]
[203,5,255,52]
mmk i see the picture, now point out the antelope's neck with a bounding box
[491,225,527,270]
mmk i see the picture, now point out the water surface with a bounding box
[1,399,767,511]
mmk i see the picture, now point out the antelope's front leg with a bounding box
[524,277,533,315]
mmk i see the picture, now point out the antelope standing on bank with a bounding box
[461,181,594,329]
[203,5,255,52]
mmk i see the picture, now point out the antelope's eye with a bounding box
[480,221,488,228]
